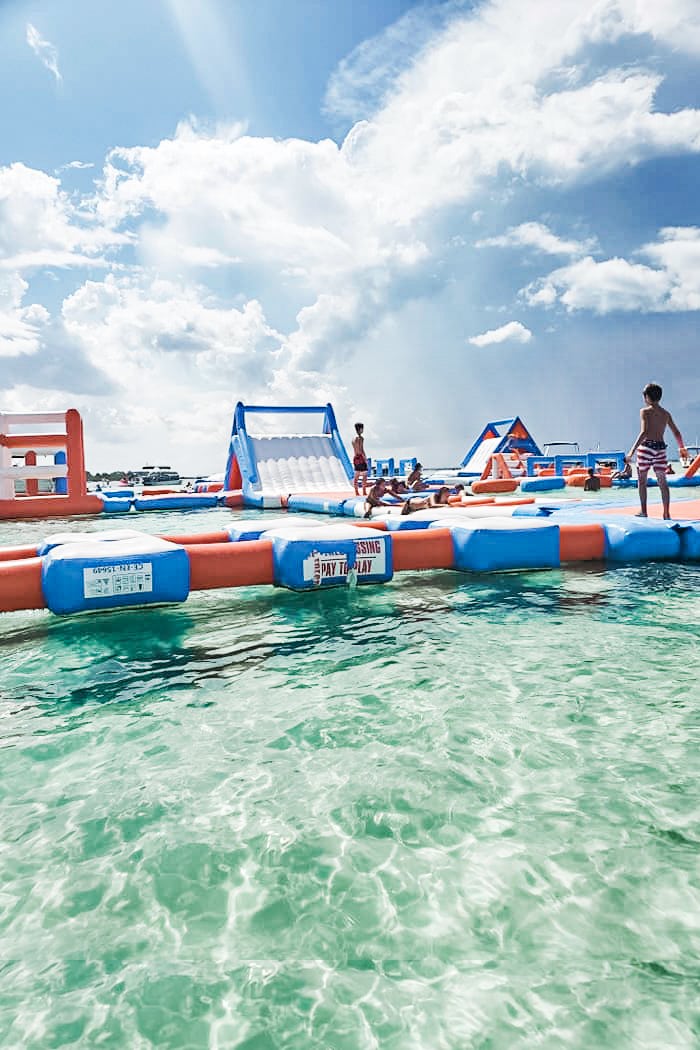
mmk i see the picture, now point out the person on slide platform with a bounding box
[352,422,368,496]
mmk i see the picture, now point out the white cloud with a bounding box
[323,1,464,124]
[7,0,700,467]
[80,0,700,379]
[26,23,62,83]
[95,121,428,284]
[476,221,597,256]
[93,1,700,264]
[61,274,283,387]
[0,274,49,358]
[329,0,700,225]
[523,228,700,312]
[0,163,129,272]
[468,320,533,346]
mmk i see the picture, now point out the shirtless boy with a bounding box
[352,422,368,496]
[364,478,393,518]
[626,383,687,519]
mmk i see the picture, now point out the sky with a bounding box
[1,0,699,474]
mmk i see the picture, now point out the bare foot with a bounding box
[663,514,671,520]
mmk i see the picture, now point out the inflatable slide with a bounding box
[225,402,354,508]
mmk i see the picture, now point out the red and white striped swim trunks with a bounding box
[637,441,667,472]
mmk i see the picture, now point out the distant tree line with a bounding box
[86,470,134,482]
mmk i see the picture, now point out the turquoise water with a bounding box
[1,507,699,1049]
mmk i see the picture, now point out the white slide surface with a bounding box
[462,436,500,475]
[250,435,352,498]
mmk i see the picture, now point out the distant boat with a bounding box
[542,441,580,456]
[137,465,181,485]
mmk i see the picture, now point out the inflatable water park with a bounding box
[2,403,700,617]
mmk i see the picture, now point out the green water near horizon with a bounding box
[1,506,699,1049]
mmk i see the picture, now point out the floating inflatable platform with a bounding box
[1,496,699,617]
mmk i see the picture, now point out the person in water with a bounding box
[352,422,368,497]
[583,468,601,492]
[401,486,451,515]
[626,382,687,519]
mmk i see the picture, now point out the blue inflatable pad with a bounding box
[227,517,320,542]
[38,528,146,557]
[341,496,369,517]
[520,476,566,492]
[42,537,189,614]
[446,519,560,572]
[511,505,552,517]
[677,523,700,560]
[379,515,432,532]
[102,488,134,498]
[286,495,347,515]
[132,495,218,511]
[101,497,133,514]
[603,520,681,561]
[267,524,392,590]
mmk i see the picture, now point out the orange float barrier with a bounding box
[0,544,40,562]
[471,479,519,494]
[350,519,388,531]
[448,496,496,506]
[185,540,275,590]
[223,492,245,509]
[559,523,606,562]
[0,494,103,519]
[566,473,612,488]
[158,530,230,546]
[0,558,46,612]
[493,497,536,507]
[392,528,454,571]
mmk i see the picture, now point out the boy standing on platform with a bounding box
[626,383,687,519]
[352,422,368,496]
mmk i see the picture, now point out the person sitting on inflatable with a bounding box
[364,478,396,518]
[406,463,427,491]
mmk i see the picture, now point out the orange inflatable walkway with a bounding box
[592,498,700,521]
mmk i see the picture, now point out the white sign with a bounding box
[354,537,386,577]
[302,550,348,585]
[83,562,153,599]
[301,539,387,586]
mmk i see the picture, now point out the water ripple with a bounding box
[0,550,699,1047]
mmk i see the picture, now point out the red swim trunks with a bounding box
[637,441,667,472]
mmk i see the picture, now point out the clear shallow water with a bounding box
[1,508,699,1049]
